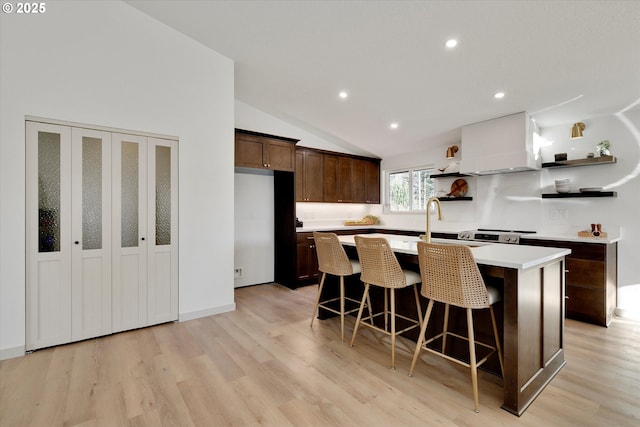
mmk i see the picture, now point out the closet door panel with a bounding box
[147,138,178,324]
[71,128,112,340]
[26,122,72,350]
[112,133,148,332]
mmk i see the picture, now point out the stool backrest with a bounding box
[354,236,406,288]
[313,232,354,276]
[417,242,489,309]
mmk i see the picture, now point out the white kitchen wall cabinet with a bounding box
[26,119,178,351]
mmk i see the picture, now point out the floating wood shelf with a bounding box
[541,191,617,199]
[542,155,616,168]
[438,196,473,201]
[430,172,471,178]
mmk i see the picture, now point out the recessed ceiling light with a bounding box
[339,91,348,99]
[390,122,399,129]
[445,39,458,48]
[494,92,505,99]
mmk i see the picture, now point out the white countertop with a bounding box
[298,224,620,244]
[338,233,571,270]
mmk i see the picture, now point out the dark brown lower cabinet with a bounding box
[520,238,617,326]
[296,232,319,282]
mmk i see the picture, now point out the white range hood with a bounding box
[460,111,540,175]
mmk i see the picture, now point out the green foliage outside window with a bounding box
[388,168,434,212]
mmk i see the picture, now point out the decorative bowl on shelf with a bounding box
[555,178,571,193]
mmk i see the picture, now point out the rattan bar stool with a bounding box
[409,242,504,413]
[350,235,423,369]
[310,232,362,342]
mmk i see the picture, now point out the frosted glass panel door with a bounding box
[27,120,179,350]
[147,138,178,324]
[26,122,72,350]
[112,133,148,332]
[70,128,112,341]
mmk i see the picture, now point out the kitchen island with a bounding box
[338,234,571,416]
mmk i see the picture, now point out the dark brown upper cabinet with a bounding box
[235,129,298,172]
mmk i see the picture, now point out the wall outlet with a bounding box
[234,268,243,279]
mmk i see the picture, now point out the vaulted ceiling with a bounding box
[126,0,640,158]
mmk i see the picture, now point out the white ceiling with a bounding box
[126,0,640,158]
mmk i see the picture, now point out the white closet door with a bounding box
[112,133,148,332]
[147,138,178,324]
[70,128,112,341]
[26,122,72,351]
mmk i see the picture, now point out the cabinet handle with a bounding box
[74,241,79,245]
[564,270,569,273]
[141,237,146,241]
[307,237,314,240]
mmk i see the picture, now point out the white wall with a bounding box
[0,1,235,359]
[235,101,369,155]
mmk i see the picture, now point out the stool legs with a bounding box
[350,283,370,348]
[490,306,505,375]
[466,308,480,413]
[409,299,434,376]
[339,276,346,342]
[310,272,327,329]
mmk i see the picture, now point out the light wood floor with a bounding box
[2,283,639,427]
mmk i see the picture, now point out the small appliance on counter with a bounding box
[295,217,303,228]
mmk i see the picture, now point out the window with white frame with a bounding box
[387,167,435,212]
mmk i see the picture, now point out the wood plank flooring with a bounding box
[1,283,639,426]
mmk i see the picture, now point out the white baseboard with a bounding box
[1,345,26,361]
[179,303,236,322]
[614,307,640,322]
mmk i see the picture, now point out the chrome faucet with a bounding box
[420,197,443,242]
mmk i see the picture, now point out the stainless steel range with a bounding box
[457,228,535,244]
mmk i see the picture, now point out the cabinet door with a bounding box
[351,158,367,203]
[297,243,319,280]
[26,122,72,350]
[365,160,380,203]
[337,156,353,202]
[235,134,265,168]
[266,140,295,171]
[302,150,323,201]
[295,151,304,201]
[323,155,338,202]
[71,128,112,341]
[112,133,148,332]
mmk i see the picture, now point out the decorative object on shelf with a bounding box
[579,187,602,192]
[554,153,568,161]
[344,214,379,226]
[448,178,468,197]
[586,152,595,158]
[555,178,571,193]
[437,160,460,173]
[570,122,585,139]
[596,140,611,156]
[446,144,459,159]
[577,223,607,238]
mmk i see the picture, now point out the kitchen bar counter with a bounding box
[337,233,569,416]
[338,234,570,269]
